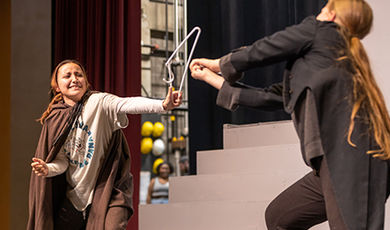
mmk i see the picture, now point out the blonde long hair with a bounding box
[329,0,390,159]
[38,60,90,124]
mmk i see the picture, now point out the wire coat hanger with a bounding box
[164,26,201,92]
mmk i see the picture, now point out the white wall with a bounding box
[363,0,390,110]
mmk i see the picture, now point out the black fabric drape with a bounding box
[188,0,326,174]
[53,1,141,229]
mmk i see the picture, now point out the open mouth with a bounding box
[69,85,82,89]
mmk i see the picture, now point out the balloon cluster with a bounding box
[140,121,166,156]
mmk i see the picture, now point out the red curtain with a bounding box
[54,0,141,229]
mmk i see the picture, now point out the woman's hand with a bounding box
[190,65,225,90]
[190,63,206,81]
[190,64,213,81]
[31,158,48,177]
[162,87,183,111]
[190,58,221,74]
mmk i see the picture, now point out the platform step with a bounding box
[223,120,298,149]
[169,171,309,203]
[197,143,307,175]
[139,200,329,230]
[140,201,266,230]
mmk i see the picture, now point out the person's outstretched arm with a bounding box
[101,87,182,115]
[191,65,283,111]
[191,64,224,90]
[191,16,317,84]
[216,81,284,111]
[190,58,221,75]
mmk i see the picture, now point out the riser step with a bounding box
[169,171,310,203]
[197,144,307,175]
[140,201,266,230]
[139,200,329,230]
[223,120,298,149]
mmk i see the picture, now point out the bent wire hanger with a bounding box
[164,26,201,92]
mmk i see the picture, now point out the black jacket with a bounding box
[218,16,389,230]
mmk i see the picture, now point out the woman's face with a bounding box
[56,63,88,106]
[159,164,170,178]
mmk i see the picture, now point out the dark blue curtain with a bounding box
[188,0,326,174]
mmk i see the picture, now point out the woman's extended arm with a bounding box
[191,65,284,111]
[191,16,317,83]
[191,65,224,90]
[102,87,182,115]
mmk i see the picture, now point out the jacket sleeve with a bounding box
[220,16,317,83]
[216,81,284,111]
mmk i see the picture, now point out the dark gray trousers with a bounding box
[54,197,90,230]
[265,158,347,230]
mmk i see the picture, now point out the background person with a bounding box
[179,156,190,176]
[146,162,174,204]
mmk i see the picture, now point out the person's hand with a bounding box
[190,64,216,81]
[31,158,48,177]
[190,58,221,73]
[191,66,225,90]
[162,87,183,111]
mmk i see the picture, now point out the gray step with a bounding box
[223,120,299,149]
[169,171,309,203]
[139,200,329,230]
[197,144,307,175]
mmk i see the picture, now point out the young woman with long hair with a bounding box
[28,60,182,230]
[190,0,390,229]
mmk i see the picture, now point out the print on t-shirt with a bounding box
[64,120,95,169]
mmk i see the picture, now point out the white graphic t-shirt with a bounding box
[46,92,165,211]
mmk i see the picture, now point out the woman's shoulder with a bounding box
[88,91,105,99]
[89,92,123,101]
[85,91,116,105]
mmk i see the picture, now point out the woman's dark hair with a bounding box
[156,162,174,176]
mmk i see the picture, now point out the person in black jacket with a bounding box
[190,0,390,229]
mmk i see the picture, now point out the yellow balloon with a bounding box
[153,158,164,174]
[140,137,153,154]
[152,122,165,138]
[141,121,154,137]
